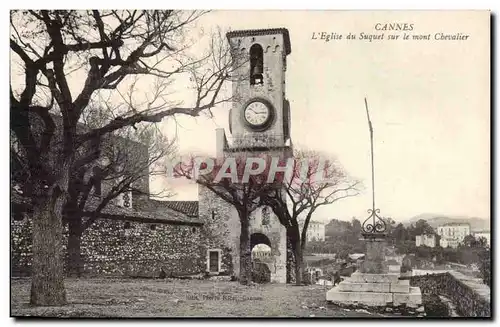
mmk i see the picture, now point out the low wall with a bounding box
[11,217,210,278]
[410,271,490,317]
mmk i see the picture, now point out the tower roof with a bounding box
[226,28,291,55]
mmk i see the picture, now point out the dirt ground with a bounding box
[10,277,386,318]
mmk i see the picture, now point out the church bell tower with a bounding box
[224,28,292,150]
[202,28,293,283]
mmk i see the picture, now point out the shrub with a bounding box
[401,255,413,273]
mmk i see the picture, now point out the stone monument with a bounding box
[326,99,423,312]
[326,231,423,308]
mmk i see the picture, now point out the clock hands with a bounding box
[244,101,270,126]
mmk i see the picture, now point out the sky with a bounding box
[9,10,490,224]
[152,10,490,223]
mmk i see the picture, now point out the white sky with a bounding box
[153,10,490,223]
[8,10,491,223]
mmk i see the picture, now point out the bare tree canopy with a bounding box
[173,150,360,285]
[10,9,236,306]
[261,149,361,285]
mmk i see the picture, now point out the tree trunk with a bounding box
[294,238,304,286]
[66,218,84,277]
[288,225,304,285]
[30,189,67,306]
[238,210,252,285]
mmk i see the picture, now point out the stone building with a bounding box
[415,234,436,247]
[473,230,490,246]
[299,219,326,242]
[437,223,471,248]
[197,28,293,283]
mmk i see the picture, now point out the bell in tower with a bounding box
[250,44,264,85]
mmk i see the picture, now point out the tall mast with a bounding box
[364,98,376,211]
[361,98,386,236]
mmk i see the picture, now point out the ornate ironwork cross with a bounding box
[361,98,387,237]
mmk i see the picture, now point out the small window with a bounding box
[208,250,221,273]
[262,207,270,226]
[124,222,131,229]
[192,227,197,233]
[211,210,217,220]
[94,182,102,197]
[122,192,131,208]
[92,166,102,197]
[150,224,156,230]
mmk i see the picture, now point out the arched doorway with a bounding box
[250,233,272,283]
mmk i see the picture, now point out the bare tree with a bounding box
[261,150,361,285]
[10,10,235,305]
[63,117,176,276]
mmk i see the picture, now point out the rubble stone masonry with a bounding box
[11,216,208,278]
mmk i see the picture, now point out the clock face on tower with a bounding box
[243,100,273,130]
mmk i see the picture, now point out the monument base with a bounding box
[326,237,423,315]
[326,272,423,309]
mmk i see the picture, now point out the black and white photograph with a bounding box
[9,9,491,318]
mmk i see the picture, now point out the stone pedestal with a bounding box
[359,237,388,274]
[326,235,423,312]
[326,272,422,308]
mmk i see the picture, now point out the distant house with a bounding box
[415,234,436,248]
[299,220,326,242]
[437,223,471,248]
[473,230,490,246]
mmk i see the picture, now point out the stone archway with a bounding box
[250,233,272,283]
[251,232,271,249]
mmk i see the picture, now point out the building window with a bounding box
[250,44,264,85]
[211,210,217,220]
[122,192,131,208]
[115,191,133,209]
[150,224,156,230]
[262,207,270,226]
[192,227,197,233]
[94,182,102,197]
[124,222,131,229]
[206,249,222,274]
[92,166,102,197]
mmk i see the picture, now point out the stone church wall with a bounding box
[11,216,206,278]
[197,185,239,275]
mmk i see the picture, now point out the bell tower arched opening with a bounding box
[249,44,264,85]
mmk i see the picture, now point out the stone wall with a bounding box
[11,216,206,278]
[197,185,238,275]
[410,271,490,317]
